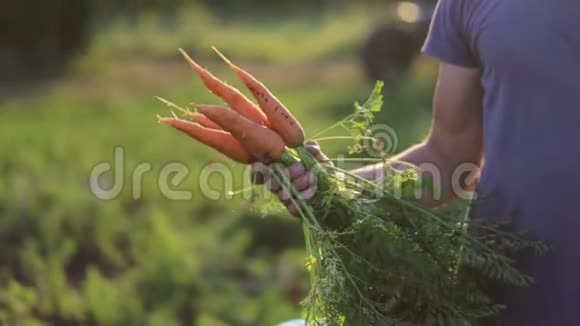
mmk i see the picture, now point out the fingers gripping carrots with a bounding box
[212,47,305,148]
[178,49,271,128]
[159,117,253,163]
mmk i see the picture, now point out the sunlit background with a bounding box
[1,1,438,325]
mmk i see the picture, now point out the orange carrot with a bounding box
[188,112,224,131]
[178,49,271,128]
[197,104,286,163]
[159,117,253,163]
[155,97,224,130]
[212,47,305,147]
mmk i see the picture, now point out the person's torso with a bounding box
[462,1,580,324]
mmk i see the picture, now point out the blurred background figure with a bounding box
[0,0,437,325]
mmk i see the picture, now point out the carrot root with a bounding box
[211,47,305,147]
[178,48,271,128]
[198,104,286,163]
[159,117,253,163]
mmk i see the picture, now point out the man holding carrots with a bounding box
[158,1,578,323]
[259,0,580,325]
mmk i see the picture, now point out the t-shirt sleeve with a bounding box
[421,0,478,68]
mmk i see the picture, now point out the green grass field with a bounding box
[0,7,437,325]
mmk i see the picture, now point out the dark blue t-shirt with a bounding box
[422,0,580,324]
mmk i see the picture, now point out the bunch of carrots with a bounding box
[157,49,547,326]
[158,47,304,167]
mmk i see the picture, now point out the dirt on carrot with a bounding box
[178,49,271,128]
[212,47,305,147]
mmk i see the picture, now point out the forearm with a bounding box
[351,141,481,207]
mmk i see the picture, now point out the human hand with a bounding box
[250,142,329,216]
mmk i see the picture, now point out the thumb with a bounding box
[304,141,330,164]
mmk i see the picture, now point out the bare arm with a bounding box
[353,63,484,207]
[252,63,484,213]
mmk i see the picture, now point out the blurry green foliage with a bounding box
[0,0,384,83]
[0,77,433,325]
[0,5,435,324]
[200,0,342,18]
[0,65,363,326]
[81,4,386,66]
